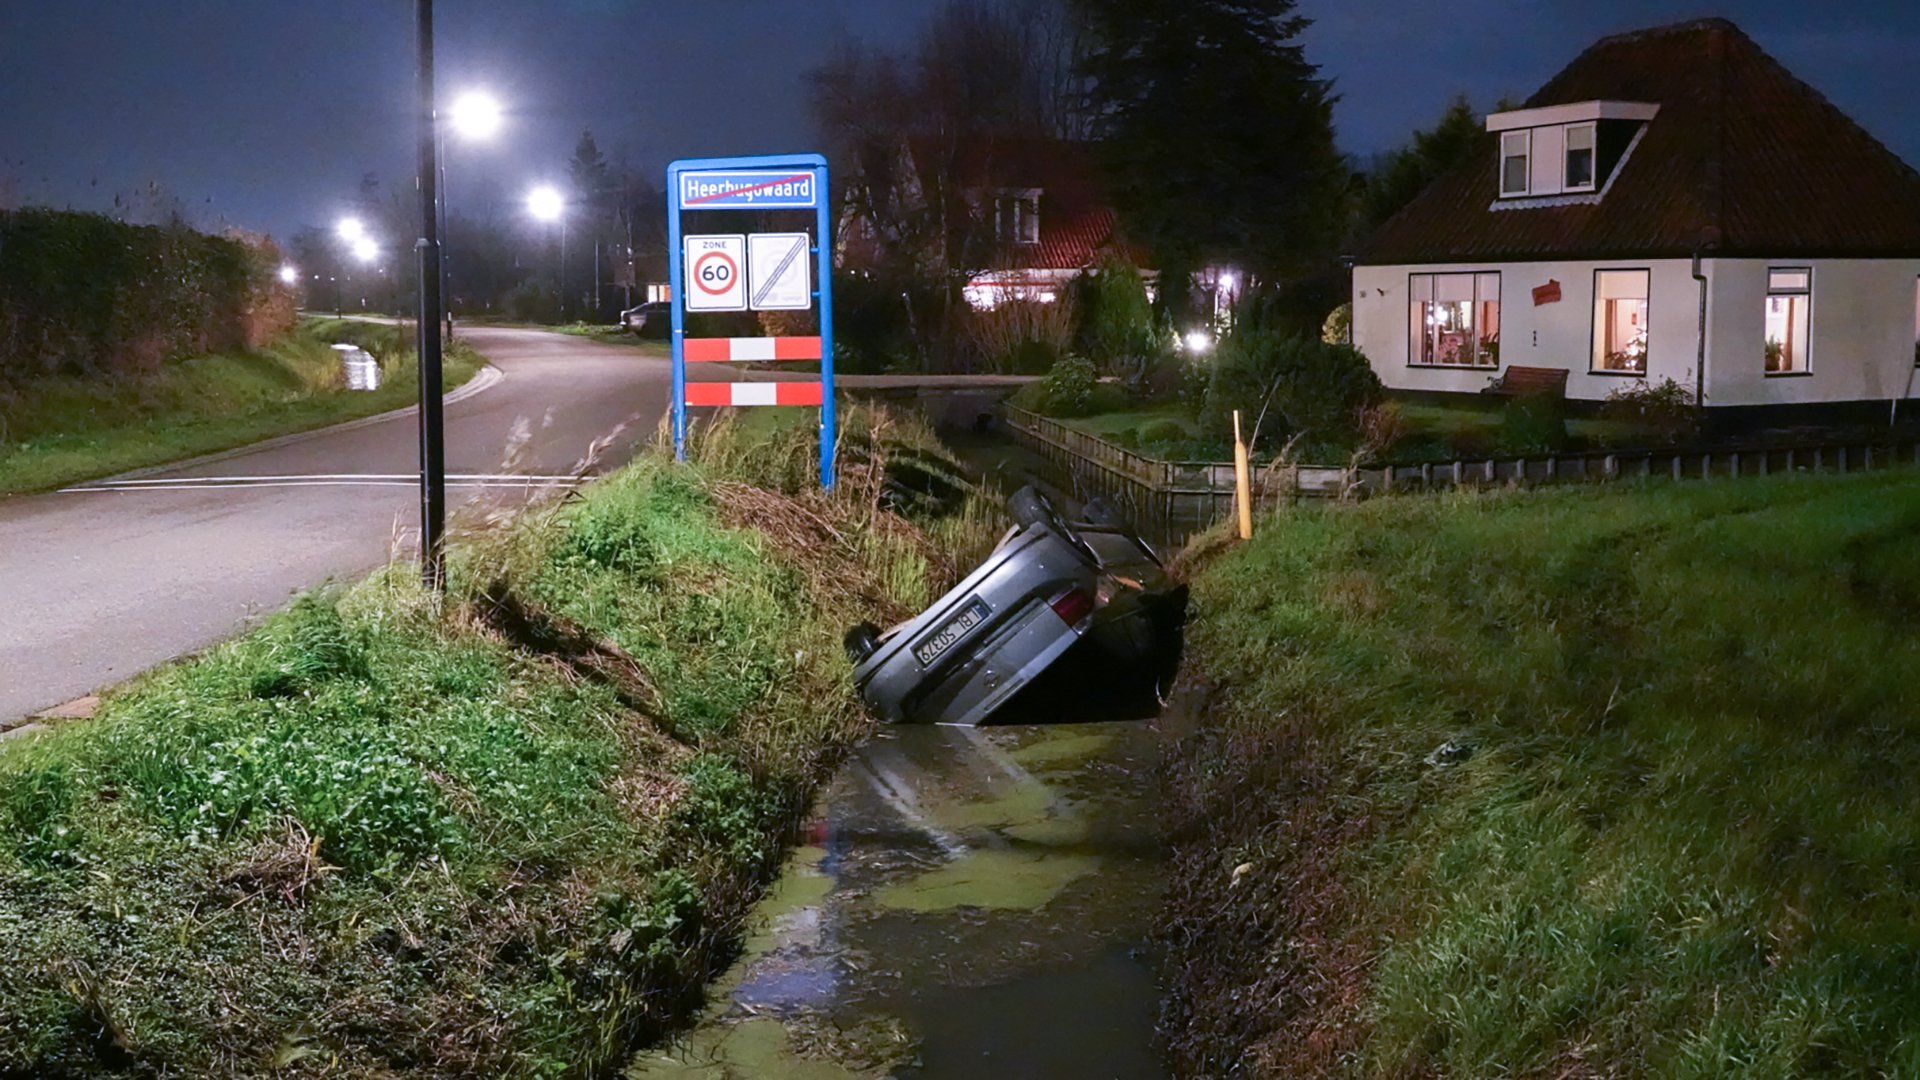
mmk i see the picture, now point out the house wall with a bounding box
[1704,258,1920,406]
[1354,258,1920,407]
[1355,258,1702,401]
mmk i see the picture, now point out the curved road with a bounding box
[0,327,674,722]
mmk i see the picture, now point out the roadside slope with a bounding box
[1163,471,1920,1077]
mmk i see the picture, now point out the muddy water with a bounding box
[625,717,1169,1079]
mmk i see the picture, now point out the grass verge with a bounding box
[1163,468,1920,1078]
[0,317,485,497]
[0,403,1000,1078]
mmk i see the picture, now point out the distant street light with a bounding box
[448,90,502,141]
[440,88,502,339]
[527,184,568,320]
[526,184,563,222]
[278,264,299,286]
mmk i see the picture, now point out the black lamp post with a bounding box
[415,0,447,591]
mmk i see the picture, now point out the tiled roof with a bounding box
[1357,19,1920,264]
[990,205,1148,273]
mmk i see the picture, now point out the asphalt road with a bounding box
[0,326,675,722]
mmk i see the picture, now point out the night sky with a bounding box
[3,0,1917,245]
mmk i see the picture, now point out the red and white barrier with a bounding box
[683,336,822,362]
[684,381,824,407]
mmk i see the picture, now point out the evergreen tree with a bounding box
[1362,97,1485,230]
[1074,0,1344,279]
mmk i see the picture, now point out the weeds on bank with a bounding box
[0,401,994,1078]
[1170,470,1920,1078]
[0,317,484,495]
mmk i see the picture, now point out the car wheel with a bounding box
[1007,485,1100,565]
[843,622,881,663]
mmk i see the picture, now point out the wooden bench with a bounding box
[1482,366,1569,399]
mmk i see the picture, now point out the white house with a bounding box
[1352,19,1920,419]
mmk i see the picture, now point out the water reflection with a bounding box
[626,721,1168,1080]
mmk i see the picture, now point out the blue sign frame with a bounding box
[667,153,836,488]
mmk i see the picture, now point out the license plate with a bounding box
[913,597,991,667]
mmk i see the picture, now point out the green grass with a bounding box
[548,322,668,351]
[0,317,485,496]
[1167,468,1920,1078]
[0,403,996,1079]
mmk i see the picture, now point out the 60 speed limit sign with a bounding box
[683,234,745,311]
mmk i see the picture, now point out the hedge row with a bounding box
[0,209,295,385]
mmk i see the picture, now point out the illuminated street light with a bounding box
[350,237,379,265]
[527,184,569,320]
[336,216,366,243]
[526,184,563,222]
[448,90,502,141]
[278,264,299,286]
[1184,329,1214,354]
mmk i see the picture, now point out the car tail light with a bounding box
[1049,586,1095,629]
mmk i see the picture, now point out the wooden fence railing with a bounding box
[998,404,1920,545]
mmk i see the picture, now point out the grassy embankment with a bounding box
[0,405,997,1078]
[0,317,484,496]
[1165,469,1920,1078]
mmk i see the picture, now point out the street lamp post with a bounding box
[415,0,447,591]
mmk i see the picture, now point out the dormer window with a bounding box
[1565,123,1596,190]
[1500,132,1531,197]
[994,188,1041,245]
[1487,101,1657,199]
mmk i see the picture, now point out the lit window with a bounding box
[1593,269,1650,373]
[1565,124,1596,190]
[1500,132,1531,197]
[1409,272,1501,368]
[1765,268,1811,373]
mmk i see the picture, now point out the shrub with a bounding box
[1037,356,1100,417]
[1076,255,1162,382]
[966,295,1076,374]
[0,209,294,385]
[1601,377,1698,444]
[1139,419,1188,447]
[1320,302,1352,345]
[1198,330,1383,453]
[1497,397,1568,455]
[506,277,562,324]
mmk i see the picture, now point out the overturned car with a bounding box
[845,487,1184,726]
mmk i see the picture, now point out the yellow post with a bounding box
[1232,409,1253,540]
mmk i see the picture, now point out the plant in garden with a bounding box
[1197,329,1382,455]
[1038,356,1100,417]
[1076,254,1162,382]
[1497,396,1568,455]
[1601,376,1697,443]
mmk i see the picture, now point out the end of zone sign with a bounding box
[678,170,819,210]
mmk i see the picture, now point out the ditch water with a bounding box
[624,667,1172,1080]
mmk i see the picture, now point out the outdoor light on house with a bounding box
[1184,329,1213,354]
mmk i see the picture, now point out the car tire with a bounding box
[844,622,882,664]
[1006,485,1058,530]
[1007,485,1102,565]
